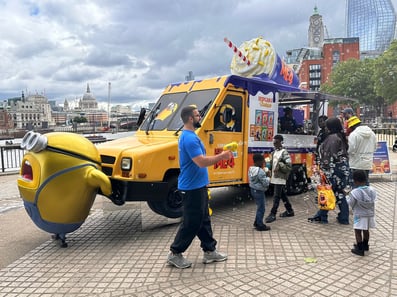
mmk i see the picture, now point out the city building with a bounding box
[60,84,109,128]
[79,84,98,110]
[285,6,361,117]
[8,92,54,129]
[308,6,325,48]
[346,0,396,59]
[0,108,13,132]
[285,47,322,77]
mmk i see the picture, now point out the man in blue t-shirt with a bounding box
[167,105,232,269]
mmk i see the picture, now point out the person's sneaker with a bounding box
[308,216,321,222]
[265,214,276,223]
[337,219,349,225]
[280,211,294,218]
[255,224,271,231]
[202,250,228,264]
[167,252,192,269]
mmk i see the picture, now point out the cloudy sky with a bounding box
[0,0,396,110]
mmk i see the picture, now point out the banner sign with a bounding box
[370,141,391,175]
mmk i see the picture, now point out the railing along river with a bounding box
[0,129,395,173]
[0,133,127,173]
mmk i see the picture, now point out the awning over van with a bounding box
[225,75,303,95]
[225,75,358,105]
[279,91,358,106]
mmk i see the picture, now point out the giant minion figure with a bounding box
[17,131,112,247]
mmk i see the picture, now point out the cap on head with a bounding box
[342,108,354,115]
[274,134,284,141]
[347,116,361,128]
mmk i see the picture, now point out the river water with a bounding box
[0,130,136,146]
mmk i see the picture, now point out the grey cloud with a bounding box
[13,39,56,59]
[85,49,136,68]
[0,0,394,107]
[52,66,100,82]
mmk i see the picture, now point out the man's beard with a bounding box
[193,121,201,128]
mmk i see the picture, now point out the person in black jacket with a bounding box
[308,118,350,224]
[315,115,328,163]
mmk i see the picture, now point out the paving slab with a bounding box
[0,176,396,296]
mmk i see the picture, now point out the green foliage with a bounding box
[73,116,87,123]
[373,40,397,105]
[320,58,376,106]
[321,40,397,110]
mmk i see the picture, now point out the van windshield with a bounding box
[140,88,220,131]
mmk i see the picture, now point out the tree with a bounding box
[373,40,397,105]
[73,116,87,124]
[320,58,376,106]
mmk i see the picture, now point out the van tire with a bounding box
[146,176,183,218]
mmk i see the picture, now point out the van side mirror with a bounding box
[136,108,147,127]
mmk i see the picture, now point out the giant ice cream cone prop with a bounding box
[226,37,300,88]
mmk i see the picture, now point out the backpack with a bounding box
[286,164,308,195]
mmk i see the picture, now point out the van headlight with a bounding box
[121,158,132,171]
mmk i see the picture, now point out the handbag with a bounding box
[317,170,336,211]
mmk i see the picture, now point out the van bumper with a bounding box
[105,179,169,205]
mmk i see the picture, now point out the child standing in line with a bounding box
[347,170,376,256]
[248,153,271,231]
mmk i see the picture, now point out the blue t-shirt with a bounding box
[178,130,209,190]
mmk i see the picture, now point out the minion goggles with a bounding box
[20,131,101,165]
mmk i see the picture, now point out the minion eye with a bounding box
[21,131,48,152]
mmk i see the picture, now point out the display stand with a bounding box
[369,141,393,181]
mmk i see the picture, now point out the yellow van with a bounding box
[97,75,351,218]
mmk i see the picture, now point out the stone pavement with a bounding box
[0,173,396,296]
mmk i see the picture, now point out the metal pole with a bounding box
[108,82,111,128]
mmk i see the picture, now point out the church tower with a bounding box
[64,99,69,111]
[80,83,98,110]
[308,5,325,48]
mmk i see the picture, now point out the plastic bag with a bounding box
[317,184,336,210]
[316,169,336,211]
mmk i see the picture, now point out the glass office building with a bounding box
[346,0,396,58]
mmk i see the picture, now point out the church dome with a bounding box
[82,84,96,101]
[80,83,98,110]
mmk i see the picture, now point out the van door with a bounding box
[202,92,245,184]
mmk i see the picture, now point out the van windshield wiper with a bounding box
[174,100,212,136]
[145,104,160,135]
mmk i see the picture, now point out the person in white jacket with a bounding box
[347,116,377,186]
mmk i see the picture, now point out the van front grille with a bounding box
[101,155,116,164]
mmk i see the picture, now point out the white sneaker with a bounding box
[202,250,228,264]
[167,252,192,269]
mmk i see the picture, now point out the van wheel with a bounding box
[147,176,183,218]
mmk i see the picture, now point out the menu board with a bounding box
[370,141,392,175]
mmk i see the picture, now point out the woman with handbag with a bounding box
[308,117,350,224]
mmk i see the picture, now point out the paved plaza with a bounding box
[0,172,396,296]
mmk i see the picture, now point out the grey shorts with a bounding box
[353,215,376,230]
